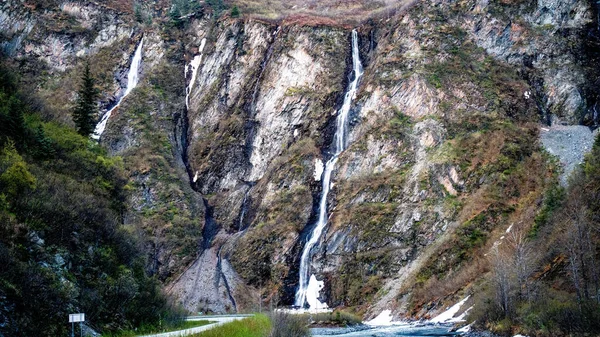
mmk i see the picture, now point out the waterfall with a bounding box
[294,29,363,310]
[238,189,250,232]
[185,38,207,110]
[92,37,144,140]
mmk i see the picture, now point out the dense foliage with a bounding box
[0,62,175,336]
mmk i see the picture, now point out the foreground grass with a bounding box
[189,314,271,337]
[101,320,213,337]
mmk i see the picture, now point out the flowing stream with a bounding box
[294,29,363,310]
[92,37,144,140]
[185,38,207,110]
[311,324,461,337]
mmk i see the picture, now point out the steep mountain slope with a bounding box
[1,0,599,335]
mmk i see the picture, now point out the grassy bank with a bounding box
[189,314,272,337]
[101,320,213,337]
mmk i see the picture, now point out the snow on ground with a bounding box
[314,158,324,181]
[457,322,473,333]
[366,310,394,326]
[430,296,471,323]
[306,274,328,310]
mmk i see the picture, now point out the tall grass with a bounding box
[101,320,212,337]
[189,314,271,337]
[270,312,310,337]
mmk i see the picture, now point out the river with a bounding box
[311,323,462,337]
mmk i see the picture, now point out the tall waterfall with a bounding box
[295,29,363,310]
[92,37,144,140]
[185,38,207,110]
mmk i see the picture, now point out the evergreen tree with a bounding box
[231,5,240,18]
[72,62,99,136]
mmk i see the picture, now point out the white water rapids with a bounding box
[92,37,144,140]
[294,29,363,310]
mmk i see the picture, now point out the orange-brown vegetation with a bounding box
[227,0,417,26]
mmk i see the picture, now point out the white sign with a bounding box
[69,313,85,323]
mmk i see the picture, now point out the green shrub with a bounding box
[231,5,240,17]
[529,184,564,238]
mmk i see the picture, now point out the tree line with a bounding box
[0,60,179,336]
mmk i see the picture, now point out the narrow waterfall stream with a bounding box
[93,37,144,140]
[186,38,207,182]
[185,38,207,110]
[294,29,363,310]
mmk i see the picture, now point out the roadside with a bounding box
[139,315,253,337]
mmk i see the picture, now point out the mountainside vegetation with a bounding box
[472,137,600,336]
[0,61,179,336]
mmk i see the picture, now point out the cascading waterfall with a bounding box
[185,38,207,110]
[294,29,363,310]
[92,37,144,140]
[186,38,207,183]
[238,189,250,232]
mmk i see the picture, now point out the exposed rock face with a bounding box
[3,1,131,71]
[4,0,599,321]
[466,0,594,123]
[0,5,35,56]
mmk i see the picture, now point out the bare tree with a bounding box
[560,190,599,306]
[488,228,538,318]
[506,231,536,303]
[490,244,515,318]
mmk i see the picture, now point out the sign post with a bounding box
[69,313,85,337]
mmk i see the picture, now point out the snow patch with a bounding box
[314,159,324,181]
[366,310,394,326]
[457,322,473,333]
[506,224,513,233]
[305,274,328,311]
[430,296,470,324]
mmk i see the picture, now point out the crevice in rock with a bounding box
[216,245,238,312]
[243,26,280,166]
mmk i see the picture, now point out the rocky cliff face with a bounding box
[4,0,598,320]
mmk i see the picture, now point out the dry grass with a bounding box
[227,0,416,26]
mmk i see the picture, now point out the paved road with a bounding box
[139,315,253,337]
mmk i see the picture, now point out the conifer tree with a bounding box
[72,62,99,136]
[231,5,240,18]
